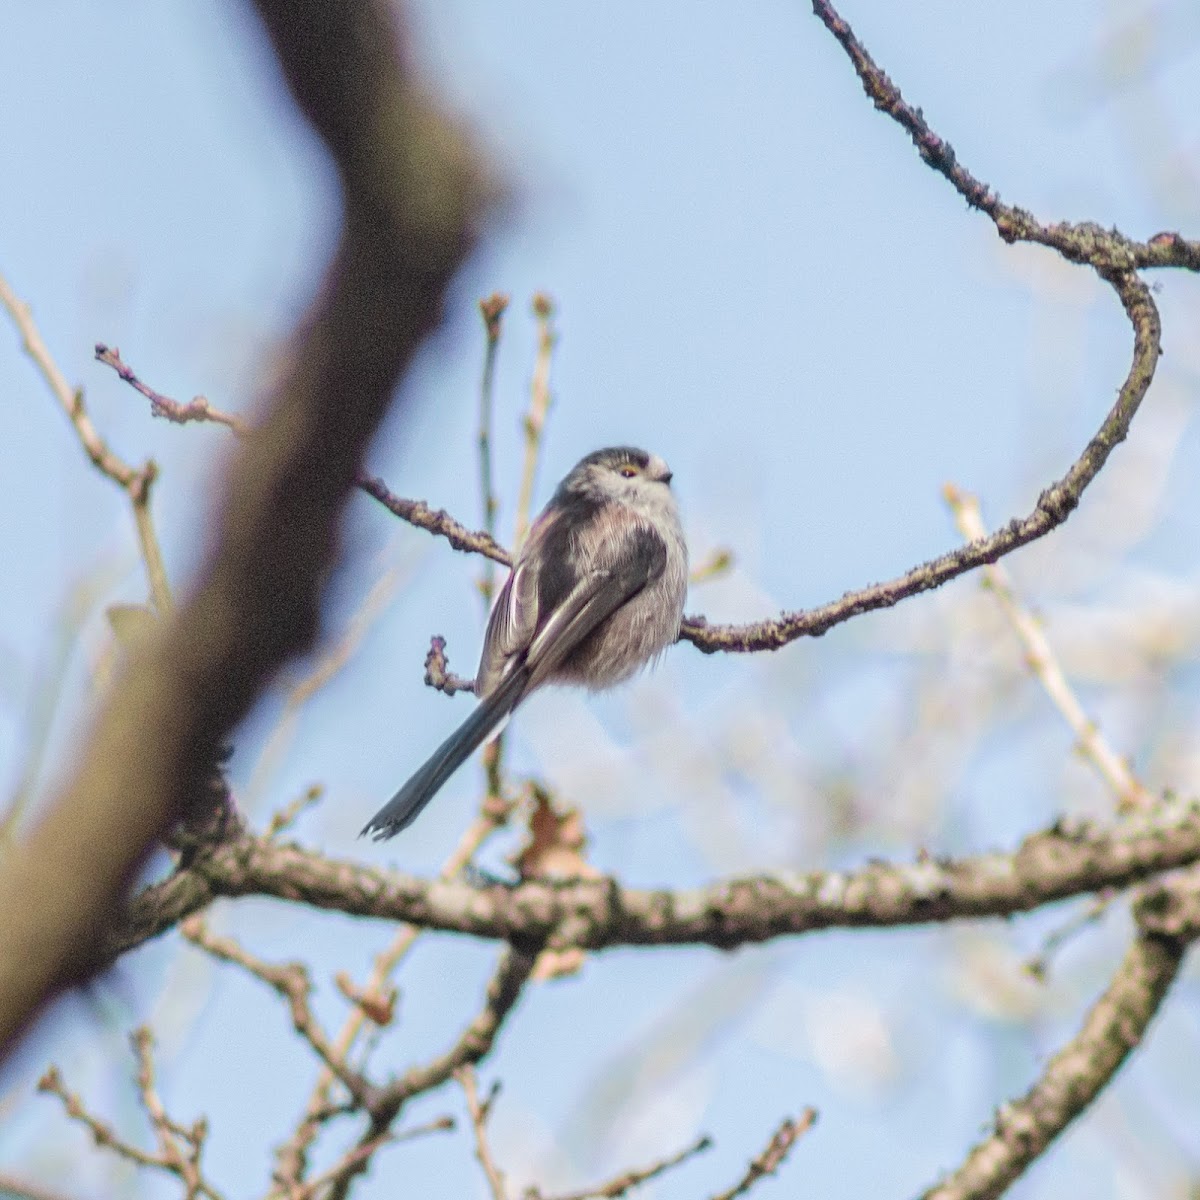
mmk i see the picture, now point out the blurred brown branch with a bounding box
[0,0,494,1055]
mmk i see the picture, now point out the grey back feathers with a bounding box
[361,445,687,840]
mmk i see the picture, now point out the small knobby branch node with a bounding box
[425,635,477,695]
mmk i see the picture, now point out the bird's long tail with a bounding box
[361,665,530,841]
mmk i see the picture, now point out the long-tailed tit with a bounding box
[362,446,688,840]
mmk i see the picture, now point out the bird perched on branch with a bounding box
[362,446,688,840]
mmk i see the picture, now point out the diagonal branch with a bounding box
[919,860,1200,1199]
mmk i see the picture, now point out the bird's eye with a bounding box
[618,465,639,478]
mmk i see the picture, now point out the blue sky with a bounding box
[3,2,1200,1198]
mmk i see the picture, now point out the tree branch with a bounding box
[105,799,1200,957]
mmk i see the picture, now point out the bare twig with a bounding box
[1,278,171,616]
[457,1066,508,1200]
[1024,892,1114,982]
[810,0,1200,274]
[513,293,557,550]
[946,485,1153,811]
[96,343,251,434]
[296,1116,454,1200]
[40,1031,225,1200]
[680,269,1160,654]
[2,282,133,489]
[316,945,538,1200]
[39,1065,165,1172]
[675,3,1175,654]
[95,344,512,567]
[374,944,539,1111]
[357,474,511,562]
[273,812,517,1194]
[478,293,509,604]
[181,916,375,1109]
[528,1134,712,1200]
[709,1110,816,1200]
[265,785,326,840]
[689,547,735,585]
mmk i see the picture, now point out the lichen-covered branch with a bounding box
[105,800,1200,958]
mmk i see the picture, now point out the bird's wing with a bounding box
[523,522,667,687]
[475,517,550,697]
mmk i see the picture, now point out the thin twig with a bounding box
[1,278,172,613]
[297,1116,454,1200]
[1024,892,1114,982]
[946,485,1153,811]
[39,1065,164,1171]
[810,0,1200,274]
[477,293,509,605]
[95,343,512,566]
[265,785,326,840]
[96,343,251,434]
[181,916,375,1110]
[679,268,1160,652]
[689,548,735,585]
[0,1173,80,1200]
[457,1066,508,1200]
[273,811,516,1194]
[39,1034,225,1200]
[527,1134,712,1200]
[709,1110,816,1200]
[318,945,539,1200]
[513,293,557,550]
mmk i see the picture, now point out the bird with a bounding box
[361,445,688,840]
